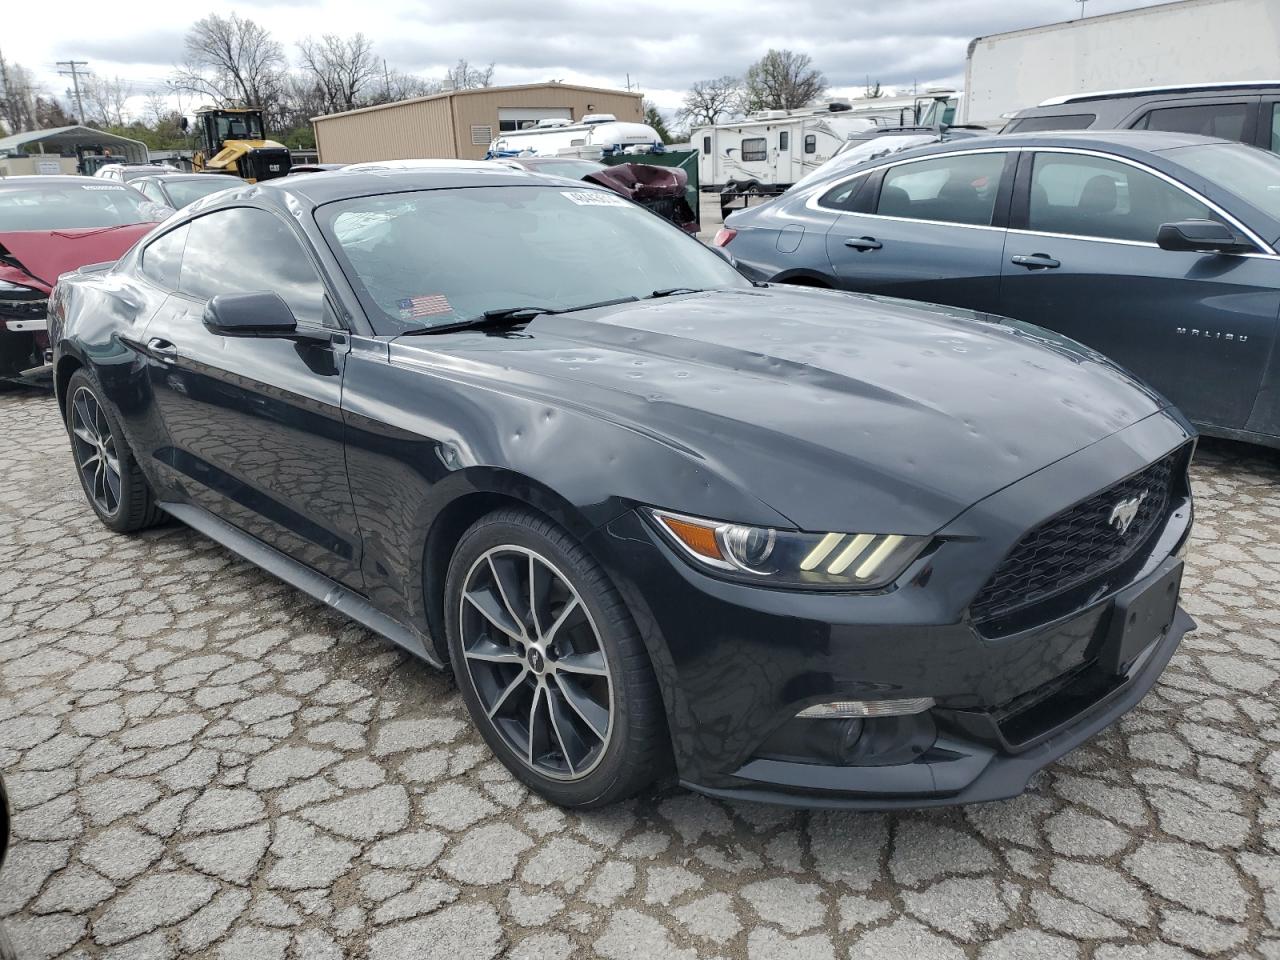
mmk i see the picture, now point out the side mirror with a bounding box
[203,292,298,337]
[1156,219,1252,254]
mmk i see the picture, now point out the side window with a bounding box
[1132,102,1249,143]
[779,131,789,151]
[702,136,711,155]
[1004,113,1095,133]
[741,138,767,162]
[1271,104,1280,153]
[818,175,868,211]
[181,208,329,326]
[804,134,816,154]
[876,152,1006,226]
[140,224,189,290]
[1028,153,1214,243]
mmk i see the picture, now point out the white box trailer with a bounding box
[487,115,664,159]
[963,0,1280,127]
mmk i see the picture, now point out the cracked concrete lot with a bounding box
[1,388,1279,960]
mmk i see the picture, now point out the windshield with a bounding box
[0,183,158,231]
[526,159,607,179]
[214,113,264,142]
[318,185,747,334]
[163,177,237,208]
[1169,142,1280,226]
[790,134,937,192]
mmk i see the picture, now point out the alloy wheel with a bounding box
[70,387,121,517]
[458,545,615,780]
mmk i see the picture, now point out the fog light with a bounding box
[797,697,935,719]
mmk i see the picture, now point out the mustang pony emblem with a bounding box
[1109,491,1148,536]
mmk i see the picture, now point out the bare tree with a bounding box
[742,50,826,111]
[0,56,39,133]
[83,74,134,126]
[297,33,379,113]
[172,13,286,118]
[445,58,494,91]
[676,75,742,129]
[864,79,883,99]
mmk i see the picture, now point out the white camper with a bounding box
[487,115,664,159]
[694,92,959,193]
[962,0,1280,127]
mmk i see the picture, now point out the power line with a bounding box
[57,59,89,124]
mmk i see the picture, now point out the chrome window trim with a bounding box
[804,144,1276,256]
[805,147,1013,217]
[1026,147,1275,255]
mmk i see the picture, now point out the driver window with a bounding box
[1029,153,1215,243]
[180,208,331,327]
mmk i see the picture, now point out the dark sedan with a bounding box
[131,172,239,210]
[50,165,1194,809]
[720,130,1280,449]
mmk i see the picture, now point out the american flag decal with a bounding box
[398,294,452,318]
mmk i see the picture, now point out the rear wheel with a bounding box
[445,508,669,807]
[64,369,166,533]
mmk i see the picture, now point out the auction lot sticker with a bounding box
[561,191,628,206]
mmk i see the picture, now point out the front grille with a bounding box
[971,451,1179,624]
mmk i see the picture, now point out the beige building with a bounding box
[312,82,644,163]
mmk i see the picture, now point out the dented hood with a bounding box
[0,224,155,293]
[395,287,1169,533]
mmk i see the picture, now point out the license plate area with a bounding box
[1100,558,1182,676]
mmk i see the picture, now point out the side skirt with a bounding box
[160,500,444,669]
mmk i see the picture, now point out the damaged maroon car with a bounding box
[0,176,169,385]
[496,157,698,233]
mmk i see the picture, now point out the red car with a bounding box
[0,176,169,385]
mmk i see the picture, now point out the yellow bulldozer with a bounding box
[186,107,292,182]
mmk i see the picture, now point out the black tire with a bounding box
[444,507,670,808]
[64,368,166,533]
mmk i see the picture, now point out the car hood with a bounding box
[392,287,1168,534]
[0,224,155,293]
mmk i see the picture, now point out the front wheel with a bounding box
[444,508,670,807]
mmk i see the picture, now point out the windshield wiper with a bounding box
[647,287,705,298]
[398,295,639,336]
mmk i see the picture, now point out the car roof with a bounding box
[868,128,1231,162]
[1039,80,1280,107]
[244,164,585,207]
[0,175,133,190]
[136,173,233,182]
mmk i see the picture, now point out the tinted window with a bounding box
[317,185,748,335]
[0,182,159,230]
[804,134,816,154]
[1271,104,1280,153]
[182,208,327,325]
[1028,153,1213,243]
[1003,113,1096,133]
[162,178,238,209]
[1133,102,1249,142]
[140,224,189,290]
[1171,141,1280,224]
[702,136,711,155]
[779,131,789,151]
[877,153,1005,226]
[818,176,868,210]
[741,138,767,162]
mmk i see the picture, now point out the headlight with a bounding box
[647,509,930,589]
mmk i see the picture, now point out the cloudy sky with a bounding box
[8,0,1174,117]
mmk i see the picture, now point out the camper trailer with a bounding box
[487,115,664,159]
[694,92,957,193]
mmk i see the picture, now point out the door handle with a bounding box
[147,337,179,362]
[1010,253,1061,270]
[844,236,882,251]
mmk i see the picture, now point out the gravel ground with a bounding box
[2,386,1279,960]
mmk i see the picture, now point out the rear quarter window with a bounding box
[1003,114,1096,133]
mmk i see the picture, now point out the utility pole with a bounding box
[57,59,89,124]
[383,58,391,100]
[1076,0,1088,17]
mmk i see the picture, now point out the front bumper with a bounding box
[585,411,1194,808]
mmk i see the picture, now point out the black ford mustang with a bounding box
[50,166,1195,809]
